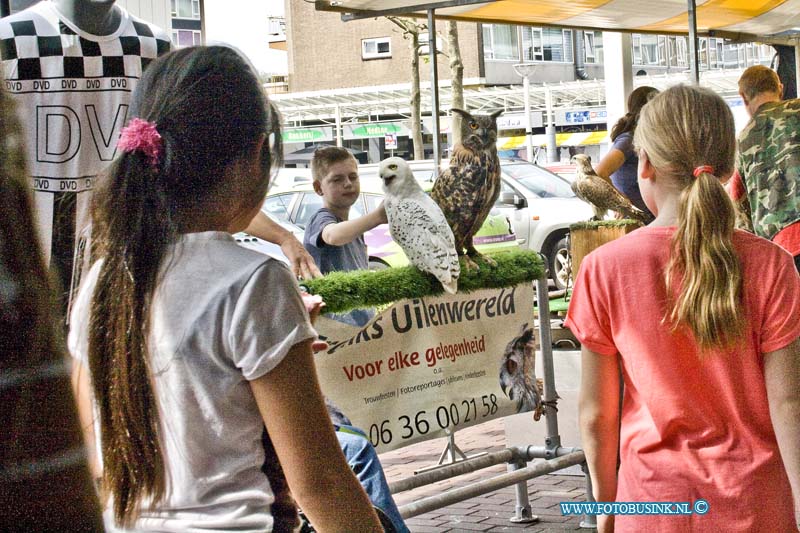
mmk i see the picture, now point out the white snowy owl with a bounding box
[378,157,460,294]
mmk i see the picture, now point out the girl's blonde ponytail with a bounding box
[634,85,744,353]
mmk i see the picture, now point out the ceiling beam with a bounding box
[314,0,494,21]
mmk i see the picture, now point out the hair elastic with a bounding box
[692,165,714,178]
[117,118,163,169]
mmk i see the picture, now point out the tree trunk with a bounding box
[410,31,424,160]
[446,20,464,147]
[388,16,425,161]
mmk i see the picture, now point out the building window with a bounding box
[419,32,443,55]
[483,24,520,60]
[698,37,709,69]
[633,34,660,65]
[172,0,200,19]
[673,36,688,67]
[521,27,541,61]
[362,37,391,59]
[172,29,202,47]
[544,28,572,62]
[518,27,572,62]
[657,36,667,66]
[584,31,603,64]
[268,16,286,37]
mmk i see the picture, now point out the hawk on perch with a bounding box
[571,154,649,224]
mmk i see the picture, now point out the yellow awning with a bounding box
[316,1,800,38]
[498,131,609,149]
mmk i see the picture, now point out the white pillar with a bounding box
[523,75,534,162]
[603,32,633,142]
[545,87,557,163]
[335,104,342,147]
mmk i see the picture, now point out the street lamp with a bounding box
[513,63,558,163]
[512,63,537,163]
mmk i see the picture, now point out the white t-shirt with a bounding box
[68,231,316,532]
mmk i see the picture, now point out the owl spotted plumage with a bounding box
[571,154,649,224]
[431,108,503,271]
[379,157,460,294]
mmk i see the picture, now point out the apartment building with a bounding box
[286,0,773,91]
[170,0,201,46]
[282,1,774,163]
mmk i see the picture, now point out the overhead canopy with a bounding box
[316,0,800,41]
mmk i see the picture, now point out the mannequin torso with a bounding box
[51,0,121,36]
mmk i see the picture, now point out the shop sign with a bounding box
[345,122,409,139]
[283,127,333,143]
[556,108,608,126]
[496,112,544,130]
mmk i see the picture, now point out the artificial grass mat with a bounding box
[301,249,544,314]
[570,219,642,231]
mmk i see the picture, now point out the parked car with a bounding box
[232,218,304,264]
[358,159,593,289]
[269,167,312,190]
[541,162,578,183]
[262,178,519,270]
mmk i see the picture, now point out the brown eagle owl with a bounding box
[431,108,503,271]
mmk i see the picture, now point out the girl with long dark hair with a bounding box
[69,46,382,532]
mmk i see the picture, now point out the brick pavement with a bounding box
[380,418,592,532]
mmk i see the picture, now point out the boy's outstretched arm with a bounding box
[246,211,322,279]
[321,203,387,247]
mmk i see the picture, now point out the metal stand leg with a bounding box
[414,429,487,475]
[580,462,597,529]
[508,459,539,524]
[438,429,467,464]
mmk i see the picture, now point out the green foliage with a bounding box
[301,250,544,314]
[569,219,643,231]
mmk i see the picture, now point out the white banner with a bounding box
[314,283,538,452]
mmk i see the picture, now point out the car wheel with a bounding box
[369,258,390,271]
[547,236,571,291]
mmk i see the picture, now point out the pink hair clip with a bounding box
[117,118,163,169]
[692,165,714,178]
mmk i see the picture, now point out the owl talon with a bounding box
[467,250,496,267]
[461,255,480,272]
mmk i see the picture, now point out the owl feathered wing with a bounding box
[386,195,460,294]
[431,155,500,251]
[572,172,648,223]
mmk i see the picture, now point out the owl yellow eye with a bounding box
[469,122,478,130]
[388,164,398,171]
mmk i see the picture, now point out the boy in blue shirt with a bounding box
[304,146,386,276]
[304,146,387,326]
[303,146,408,533]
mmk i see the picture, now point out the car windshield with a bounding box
[502,163,576,199]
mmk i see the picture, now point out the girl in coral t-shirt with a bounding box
[566,85,800,533]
